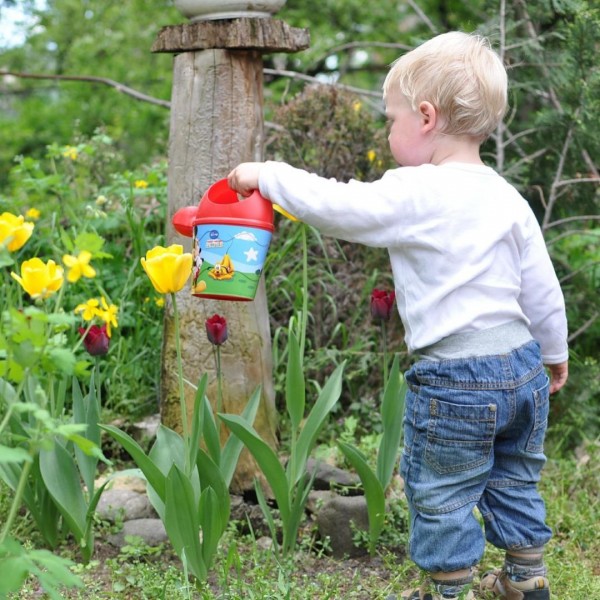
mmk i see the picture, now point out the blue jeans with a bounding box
[400,341,552,573]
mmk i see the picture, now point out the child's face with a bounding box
[385,93,430,167]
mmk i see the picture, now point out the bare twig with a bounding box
[552,177,600,189]
[543,116,578,230]
[568,312,600,343]
[263,67,383,101]
[406,0,438,34]
[560,262,600,285]
[0,70,171,109]
[545,215,600,230]
[545,229,600,246]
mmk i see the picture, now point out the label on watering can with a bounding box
[192,223,272,301]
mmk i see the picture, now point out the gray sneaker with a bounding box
[480,568,550,599]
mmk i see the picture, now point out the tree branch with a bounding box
[0,70,171,109]
[568,311,600,343]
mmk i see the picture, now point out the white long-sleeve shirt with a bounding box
[259,161,568,364]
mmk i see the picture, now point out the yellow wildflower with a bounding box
[74,298,101,321]
[140,245,192,295]
[98,296,118,337]
[0,212,34,252]
[367,150,377,163]
[134,180,148,189]
[63,251,97,283]
[25,208,41,220]
[63,146,78,160]
[155,297,165,308]
[11,258,64,299]
[353,100,362,112]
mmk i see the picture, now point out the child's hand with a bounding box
[227,162,264,197]
[547,361,568,394]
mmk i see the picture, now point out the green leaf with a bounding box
[164,463,206,581]
[0,555,29,593]
[198,486,221,569]
[74,230,106,254]
[338,441,386,556]
[218,414,290,524]
[189,374,209,473]
[202,395,221,465]
[0,445,32,464]
[44,347,76,375]
[376,355,406,490]
[195,448,230,530]
[285,331,305,431]
[254,479,278,553]
[149,425,200,504]
[39,442,87,542]
[220,385,261,487]
[99,425,166,500]
[0,377,18,405]
[292,361,345,485]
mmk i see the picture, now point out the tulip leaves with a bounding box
[100,374,261,582]
[220,328,345,556]
[338,353,406,555]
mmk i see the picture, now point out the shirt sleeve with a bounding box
[518,214,569,364]
[258,161,409,248]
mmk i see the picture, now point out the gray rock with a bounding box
[306,458,360,491]
[108,518,168,548]
[96,488,156,523]
[315,494,370,558]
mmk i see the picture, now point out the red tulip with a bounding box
[78,324,110,356]
[205,314,228,346]
[370,289,396,323]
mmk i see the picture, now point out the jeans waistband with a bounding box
[417,321,534,361]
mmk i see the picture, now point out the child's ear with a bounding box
[418,101,437,132]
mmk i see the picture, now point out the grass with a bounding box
[4,438,600,599]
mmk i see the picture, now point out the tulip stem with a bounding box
[215,345,224,439]
[171,293,189,444]
[299,224,308,359]
[381,321,388,385]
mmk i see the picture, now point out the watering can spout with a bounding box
[172,205,198,237]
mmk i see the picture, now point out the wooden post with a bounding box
[153,18,309,493]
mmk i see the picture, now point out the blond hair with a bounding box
[383,31,508,139]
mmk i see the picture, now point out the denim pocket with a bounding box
[525,379,550,453]
[425,398,496,474]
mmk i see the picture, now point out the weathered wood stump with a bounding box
[154,18,309,493]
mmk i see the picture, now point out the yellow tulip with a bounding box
[11,258,64,299]
[63,250,97,283]
[140,245,193,294]
[0,212,34,252]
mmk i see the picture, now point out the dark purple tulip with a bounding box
[370,289,396,323]
[78,324,110,356]
[205,314,228,346]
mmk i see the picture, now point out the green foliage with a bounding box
[0,0,177,184]
[101,375,261,584]
[338,355,406,555]
[0,536,83,599]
